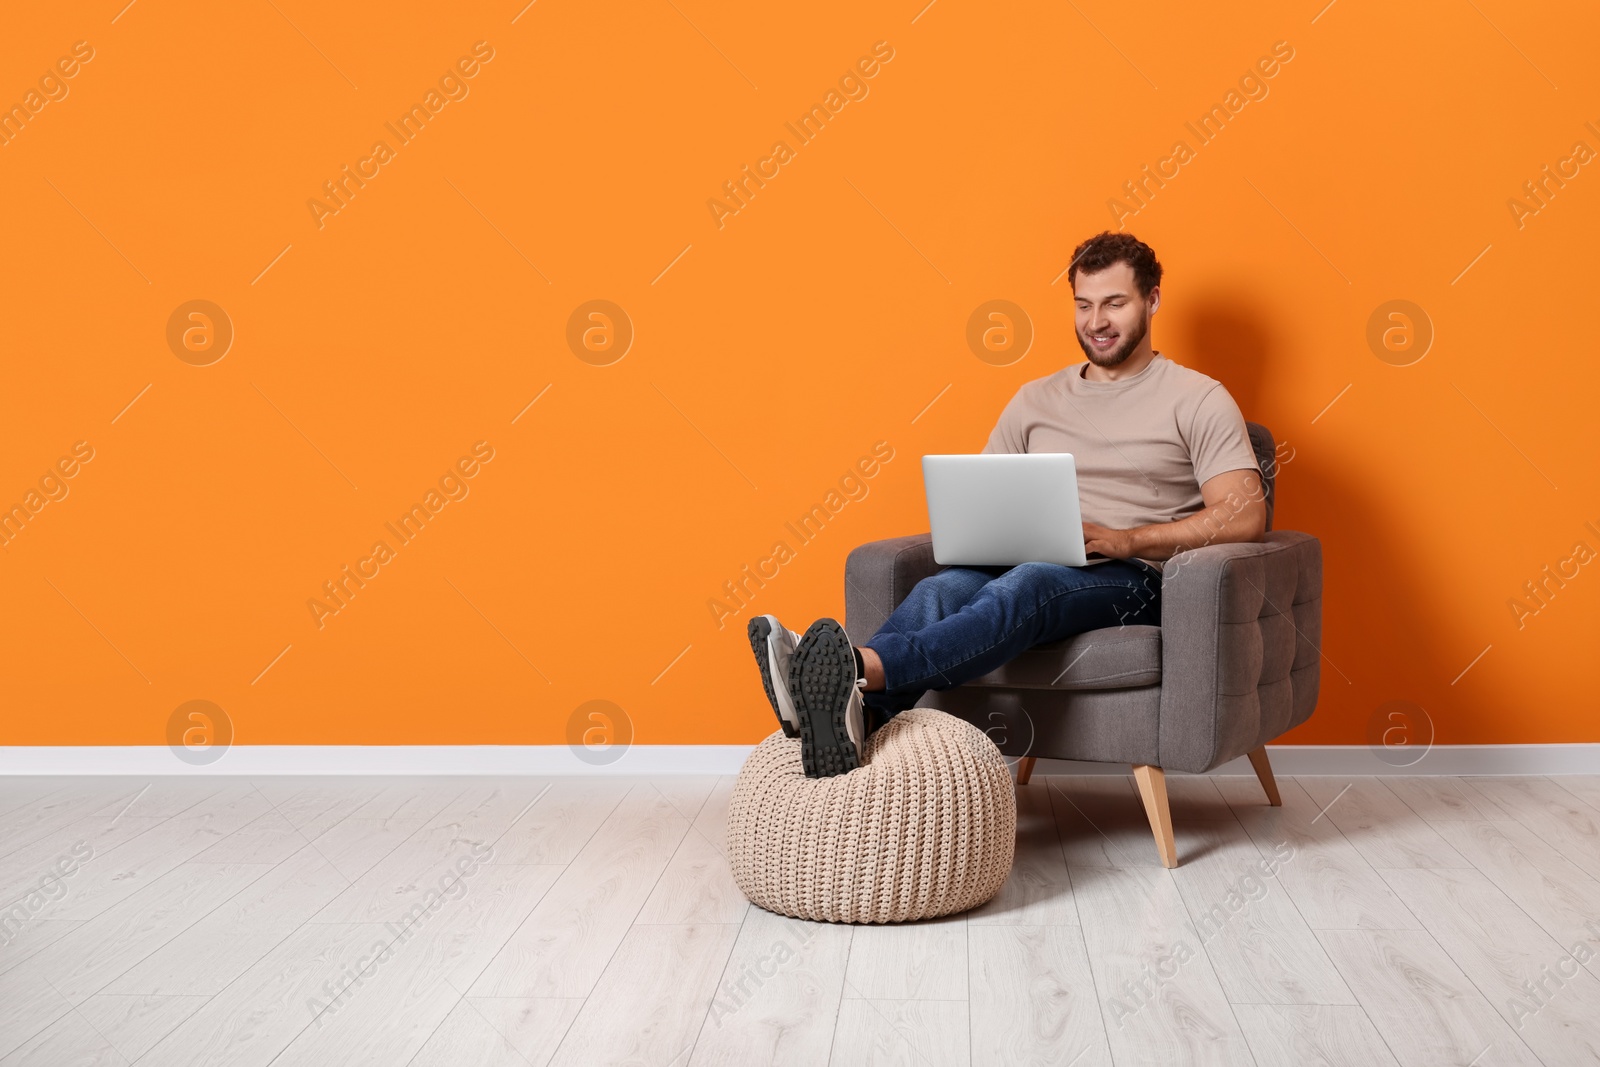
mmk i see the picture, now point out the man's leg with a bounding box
[854,565,999,727]
[862,559,1160,717]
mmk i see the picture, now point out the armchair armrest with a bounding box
[1157,530,1323,773]
[843,533,940,646]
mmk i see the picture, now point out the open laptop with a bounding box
[922,453,1108,567]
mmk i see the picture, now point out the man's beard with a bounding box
[1076,315,1148,368]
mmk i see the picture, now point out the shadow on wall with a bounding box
[1177,294,1272,418]
[1175,294,1460,746]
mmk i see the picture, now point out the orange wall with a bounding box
[2,0,1595,748]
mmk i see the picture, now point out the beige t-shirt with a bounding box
[981,353,1259,536]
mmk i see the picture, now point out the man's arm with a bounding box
[981,388,1027,455]
[1082,468,1267,562]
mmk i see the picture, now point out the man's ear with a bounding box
[1147,286,1160,315]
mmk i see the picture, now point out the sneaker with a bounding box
[789,618,867,778]
[747,615,802,738]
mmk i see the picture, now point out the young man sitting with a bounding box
[749,232,1267,778]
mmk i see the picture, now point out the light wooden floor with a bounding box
[3,773,1600,1066]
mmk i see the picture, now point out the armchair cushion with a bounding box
[963,625,1161,690]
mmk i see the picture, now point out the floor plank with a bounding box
[1045,775,1168,869]
[546,923,740,1067]
[422,862,565,995]
[0,919,84,978]
[48,785,270,921]
[87,780,224,821]
[688,908,851,1067]
[409,998,530,1067]
[1423,817,1600,951]
[102,844,348,996]
[0,783,147,863]
[136,922,389,1067]
[464,998,585,1066]
[485,779,629,865]
[262,920,465,1067]
[262,858,565,1067]
[843,915,968,1002]
[1380,776,1511,824]
[311,824,496,925]
[302,814,425,883]
[1167,814,1356,1005]
[1315,928,1544,1067]
[0,1007,126,1067]
[968,924,1110,1066]
[647,777,721,824]
[1069,863,1251,1065]
[75,993,209,1062]
[830,999,970,1067]
[252,779,388,839]
[1552,775,1600,814]
[0,815,165,911]
[0,957,75,1059]
[1377,866,1600,1065]
[0,781,69,822]
[635,821,749,925]
[1462,776,1600,883]
[32,859,273,1004]
[1296,777,1472,869]
[468,783,690,998]
[425,780,556,840]
[189,809,309,866]
[691,777,737,856]
[345,780,467,825]
[1214,776,1419,931]
[1234,1003,1401,1067]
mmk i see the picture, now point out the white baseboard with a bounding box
[1,743,1597,776]
[0,745,756,776]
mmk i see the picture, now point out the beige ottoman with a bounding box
[726,708,1017,924]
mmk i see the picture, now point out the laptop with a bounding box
[922,453,1107,567]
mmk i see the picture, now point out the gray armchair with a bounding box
[843,423,1321,867]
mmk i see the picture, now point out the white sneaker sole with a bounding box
[748,615,801,738]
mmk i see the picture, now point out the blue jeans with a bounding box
[862,560,1162,721]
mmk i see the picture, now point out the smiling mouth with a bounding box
[1087,333,1119,349]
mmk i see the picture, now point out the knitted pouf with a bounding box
[726,708,1017,924]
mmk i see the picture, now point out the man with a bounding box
[749,232,1267,778]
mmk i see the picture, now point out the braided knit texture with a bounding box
[726,708,1017,924]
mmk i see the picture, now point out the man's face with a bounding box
[1073,262,1158,368]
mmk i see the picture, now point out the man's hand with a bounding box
[1081,521,1135,559]
[1078,468,1268,563]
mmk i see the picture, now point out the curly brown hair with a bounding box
[1067,232,1163,296]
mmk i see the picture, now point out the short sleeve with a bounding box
[1187,385,1260,486]
[981,389,1027,455]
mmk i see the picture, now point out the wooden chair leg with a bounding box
[1247,746,1282,806]
[1015,756,1037,785]
[1132,764,1178,869]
